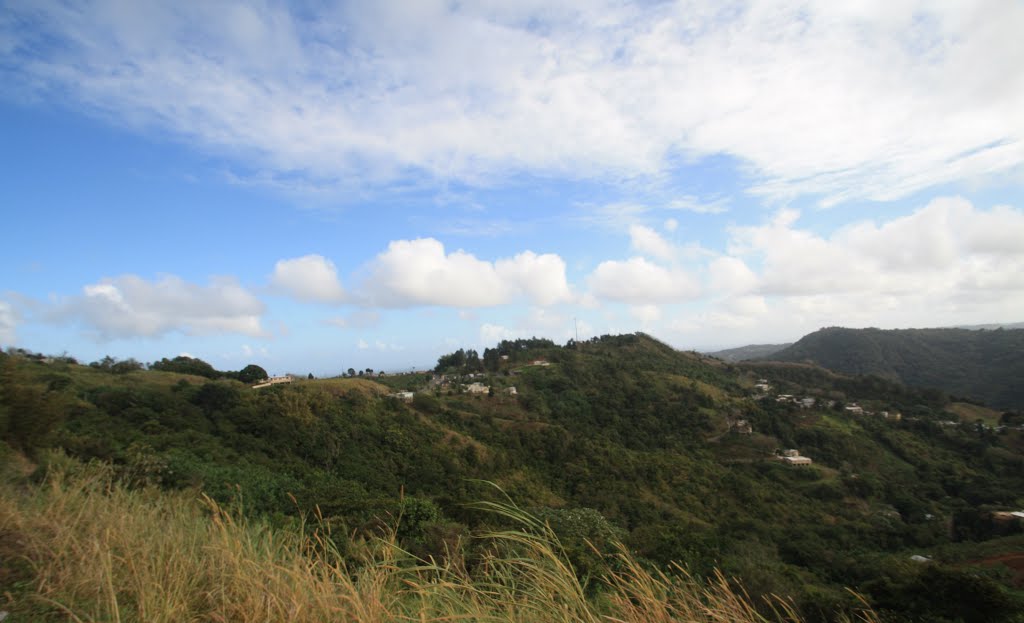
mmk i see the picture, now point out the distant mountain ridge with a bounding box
[766,326,1024,410]
[952,322,1024,330]
[705,343,791,362]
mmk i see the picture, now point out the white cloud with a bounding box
[480,323,526,345]
[629,304,662,325]
[587,257,700,304]
[495,251,573,306]
[239,344,268,359]
[729,197,1024,299]
[477,302,583,346]
[663,218,678,232]
[681,197,1024,340]
[51,274,265,339]
[479,307,575,345]
[7,1,1019,202]
[578,202,651,231]
[374,340,403,352]
[359,238,570,308]
[0,300,17,344]
[325,310,380,329]
[629,224,676,262]
[668,197,729,215]
[270,254,345,303]
[707,257,758,294]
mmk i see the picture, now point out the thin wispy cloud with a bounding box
[667,197,729,215]
[5,0,1021,204]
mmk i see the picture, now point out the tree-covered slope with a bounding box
[3,334,1024,622]
[705,342,792,362]
[766,327,1024,409]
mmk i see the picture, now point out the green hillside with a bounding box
[705,342,792,362]
[765,327,1024,410]
[3,334,1024,622]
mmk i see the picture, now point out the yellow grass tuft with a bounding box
[0,464,879,622]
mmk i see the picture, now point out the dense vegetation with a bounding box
[2,463,874,623]
[763,327,1024,410]
[3,333,1024,621]
[705,342,791,362]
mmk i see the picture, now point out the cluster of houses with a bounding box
[843,403,902,420]
[754,379,904,422]
[390,383,517,402]
[752,380,823,408]
[937,419,1024,433]
[776,394,827,409]
[466,382,489,394]
[463,382,518,396]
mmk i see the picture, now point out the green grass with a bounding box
[945,402,1004,427]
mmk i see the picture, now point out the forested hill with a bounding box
[4,334,1024,622]
[705,342,791,362]
[765,326,1024,410]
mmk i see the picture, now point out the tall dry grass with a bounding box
[0,463,878,622]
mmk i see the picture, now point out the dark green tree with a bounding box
[237,364,268,384]
[150,356,220,379]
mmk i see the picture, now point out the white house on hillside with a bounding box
[252,375,292,389]
[466,382,490,394]
[778,448,813,466]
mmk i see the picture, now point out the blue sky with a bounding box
[2,0,1023,375]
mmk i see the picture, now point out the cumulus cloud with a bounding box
[495,252,573,306]
[729,197,1024,299]
[359,238,570,307]
[587,257,700,304]
[5,1,1020,202]
[629,224,676,262]
[50,274,265,339]
[707,257,758,294]
[270,254,345,303]
[666,197,1024,343]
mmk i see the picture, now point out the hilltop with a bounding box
[764,326,1024,410]
[3,334,1024,622]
